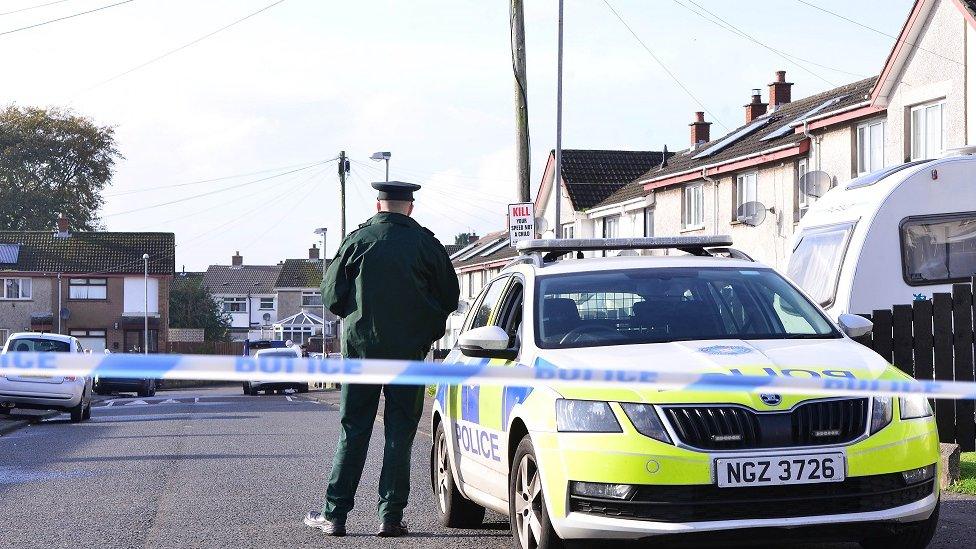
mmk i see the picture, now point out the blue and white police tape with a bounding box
[2,352,976,400]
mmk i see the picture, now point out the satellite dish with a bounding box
[736,201,768,227]
[60,307,70,320]
[534,216,549,237]
[262,312,272,322]
[800,170,832,198]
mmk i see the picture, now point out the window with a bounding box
[796,158,810,222]
[0,329,8,348]
[856,119,886,174]
[787,222,856,307]
[70,330,107,353]
[223,297,247,313]
[901,212,976,285]
[561,224,574,239]
[259,297,275,310]
[69,278,106,300]
[124,329,158,353]
[734,172,758,221]
[1,277,31,300]
[466,276,510,330]
[602,216,620,238]
[911,101,944,160]
[682,183,704,228]
[644,207,654,237]
[301,291,322,307]
[5,337,71,352]
[535,268,838,349]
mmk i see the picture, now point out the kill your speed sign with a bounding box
[508,203,535,247]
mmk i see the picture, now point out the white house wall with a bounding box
[884,0,968,162]
[968,21,976,145]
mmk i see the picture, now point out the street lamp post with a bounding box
[313,227,327,357]
[142,254,149,355]
[370,151,392,182]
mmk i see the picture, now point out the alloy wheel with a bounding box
[436,430,450,514]
[513,454,543,549]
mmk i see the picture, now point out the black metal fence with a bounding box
[853,279,976,451]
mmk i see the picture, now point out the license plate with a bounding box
[715,453,845,488]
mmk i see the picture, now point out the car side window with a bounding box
[466,276,510,330]
[498,280,524,349]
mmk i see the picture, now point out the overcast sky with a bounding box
[2,0,912,270]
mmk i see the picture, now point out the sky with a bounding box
[0,0,914,270]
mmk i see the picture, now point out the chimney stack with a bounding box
[57,214,68,232]
[744,88,768,123]
[467,234,480,244]
[689,111,712,148]
[309,243,320,260]
[231,251,243,266]
[768,70,793,110]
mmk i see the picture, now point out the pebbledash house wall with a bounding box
[0,276,54,337]
[885,0,968,162]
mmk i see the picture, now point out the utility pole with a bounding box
[512,0,531,203]
[554,0,564,233]
[338,150,348,238]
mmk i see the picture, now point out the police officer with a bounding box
[304,181,460,538]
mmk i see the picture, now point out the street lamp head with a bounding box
[370,151,391,161]
[142,253,149,260]
[314,227,328,236]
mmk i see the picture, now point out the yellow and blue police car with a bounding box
[431,237,939,549]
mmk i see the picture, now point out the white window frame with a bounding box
[910,101,945,161]
[682,183,705,229]
[223,296,247,313]
[644,207,654,237]
[259,297,275,310]
[856,119,886,175]
[797,158,810,214]
[561,224,574,239]
[734,171,758,222]
[68,278,107,300]
[301,291,322,307]
[602,215,620,238]
[1,277,32,300]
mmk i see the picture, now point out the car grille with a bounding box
[569,473,933,523]
[662,398,868,450]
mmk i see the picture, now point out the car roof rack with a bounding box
[515,236,734,263]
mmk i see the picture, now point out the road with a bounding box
[0,386,973,549]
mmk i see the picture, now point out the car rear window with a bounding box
[6,338,72,352]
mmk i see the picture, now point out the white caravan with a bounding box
[788,149,976,318]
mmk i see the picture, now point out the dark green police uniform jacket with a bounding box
[321,212,460,361]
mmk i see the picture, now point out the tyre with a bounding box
[510,435,564,549]
[298,384,309,393]
[137,382,150,398]
[81,401,92,420]
[243,382,251,395]
[248,384,260,396]
[69,400,85,423]
[146,380,157,398]
[860,502,940,549]
[431,420,485,528]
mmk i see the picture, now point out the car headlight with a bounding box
[900,395,933,420]
[555,399,621,433]
[571,481,635,500]
[870,397,893,434]
[619,402,671,444]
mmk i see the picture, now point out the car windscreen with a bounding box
[257,351,298,357]
[535,267,839,349]
[6,338,72,352]
[787,222,855,307]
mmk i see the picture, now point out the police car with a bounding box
[431,237,939,549]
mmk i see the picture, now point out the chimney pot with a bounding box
[56,214,68,232]
[689,112,712,148]
[768,70,793,110]
[309,243,320,260]
[744,88,768,123]
[231,251,243,266]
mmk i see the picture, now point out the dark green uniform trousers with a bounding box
[321,383,425,523]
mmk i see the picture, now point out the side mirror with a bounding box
[837,313,873,338]
[456,300,470,315]
[458,326,516,360]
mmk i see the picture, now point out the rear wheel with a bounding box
[146,380,157,398]
[860,502,939,549]
[69,400,85,423]
[81,400,92,420]
[510,435,564,549]
[431,421,485,528]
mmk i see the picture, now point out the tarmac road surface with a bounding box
[0,386,972,549]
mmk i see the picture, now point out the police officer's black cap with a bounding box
[372,181,421,202]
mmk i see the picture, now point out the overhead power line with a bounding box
[601,0,730,131]
[0,0,135,38]
[0,0,72,17]
[793,0,963,67]
[80,0,288,93]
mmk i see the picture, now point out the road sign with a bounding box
[508,202,535,247]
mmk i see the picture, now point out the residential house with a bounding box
[0,223,175,353]
[201,252,281,341]
[272,244,336,345]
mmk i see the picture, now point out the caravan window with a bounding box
[901,212,976,286]
[787,222,856,307]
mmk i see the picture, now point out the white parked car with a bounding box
[0,332,94,422]
[242,346,309,396]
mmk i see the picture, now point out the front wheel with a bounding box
[510,435,565,549]
[431,421,485,528]
[860,502,939,549]
[69,400,85,423]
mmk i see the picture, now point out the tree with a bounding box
[454,232,477,246]
[169,276,231,342]
[0,105,120,231]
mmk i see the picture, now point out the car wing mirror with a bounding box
[837,313,873,338]
[459,326,517,360]
[456,300,471,315]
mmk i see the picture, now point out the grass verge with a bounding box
[948,452,976,495]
